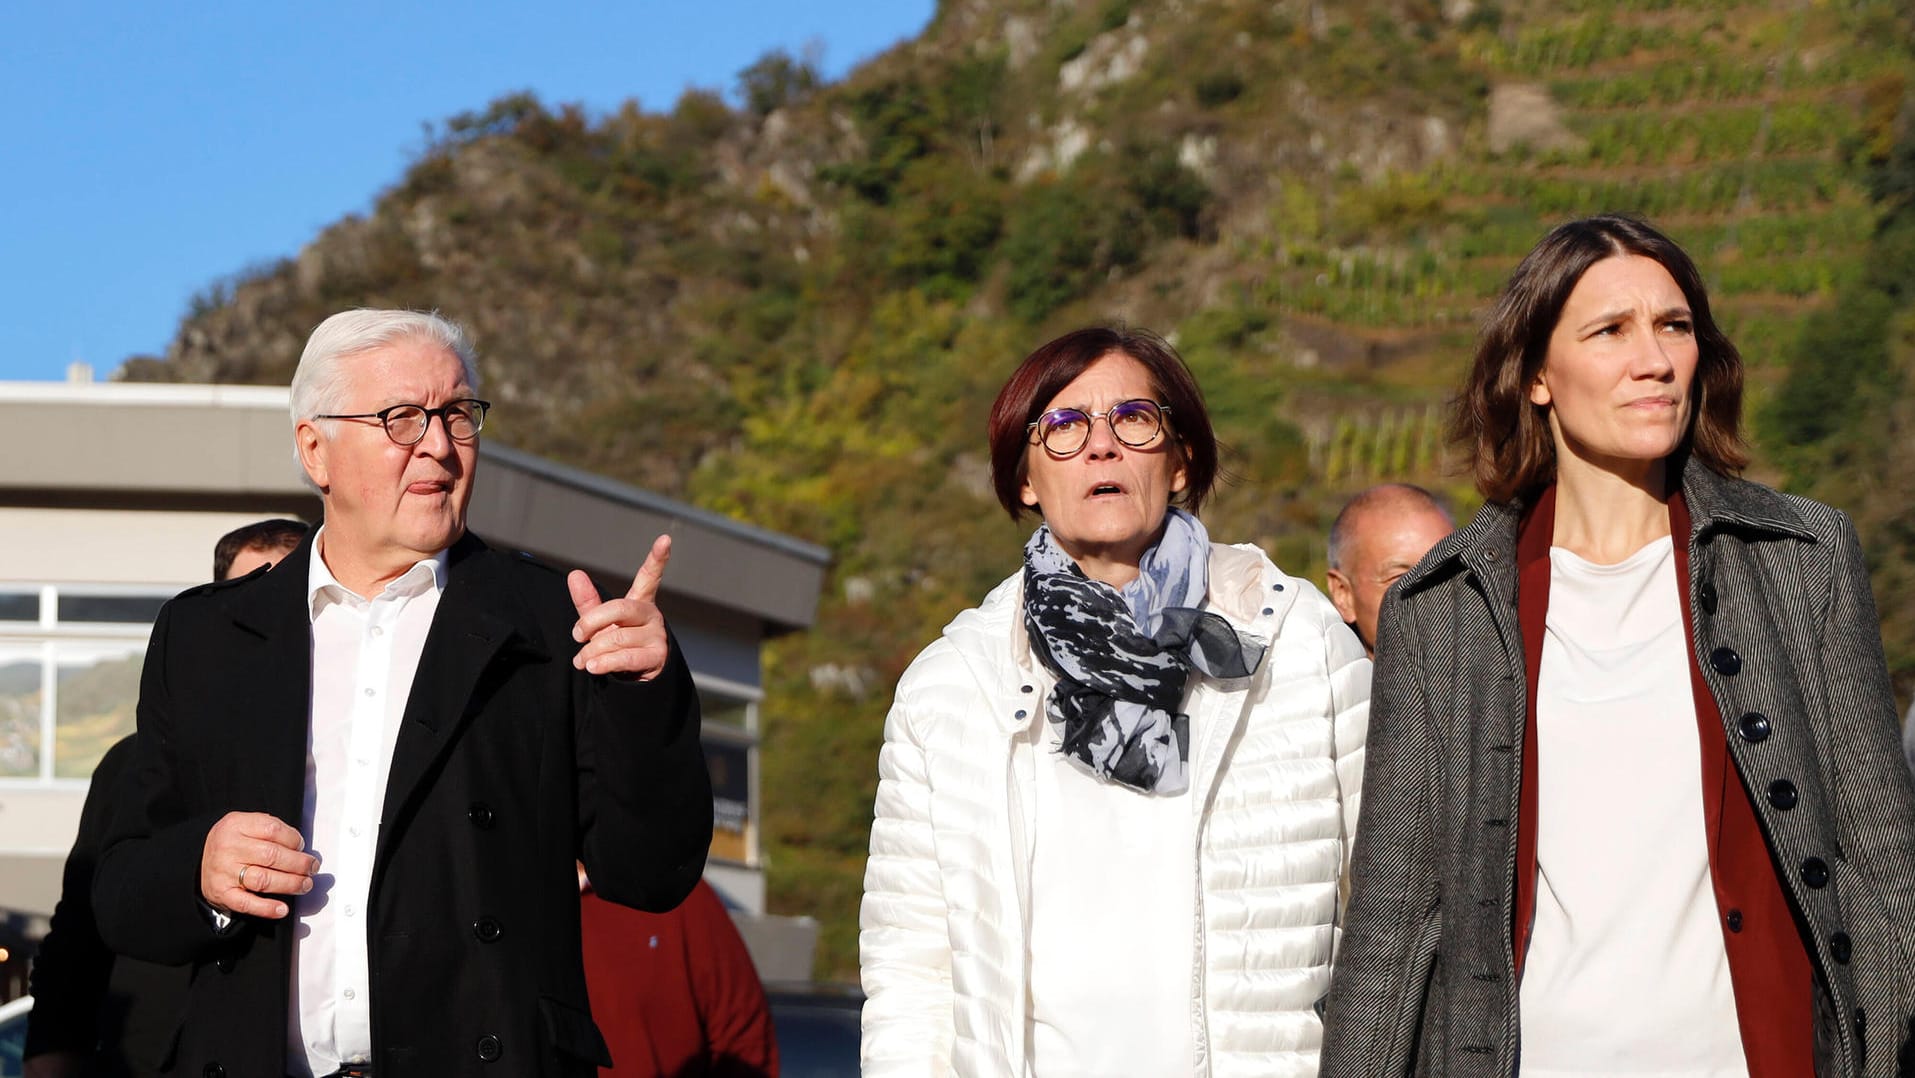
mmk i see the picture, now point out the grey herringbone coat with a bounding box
[1320,461,1915,1077]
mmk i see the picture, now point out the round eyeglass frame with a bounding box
[1025,398,1171,457]
[314,399,492,446]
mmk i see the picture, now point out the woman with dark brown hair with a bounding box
[1320,214,1915,1077]
[860,326,1370,1077]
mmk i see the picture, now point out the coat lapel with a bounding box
[373,534,545,876]
[221,537,318,827]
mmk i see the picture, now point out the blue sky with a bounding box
[0,1,937,382]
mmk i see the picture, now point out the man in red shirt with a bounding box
[579,867,778,1077]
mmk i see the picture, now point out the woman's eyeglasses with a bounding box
[1026,399,1170,457]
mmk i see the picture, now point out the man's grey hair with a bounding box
[290,309,480,424]
[1327,483,1454,570]
[289,310,480,490]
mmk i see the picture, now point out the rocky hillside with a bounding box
[118,0,1915,978]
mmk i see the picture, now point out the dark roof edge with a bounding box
[479,443,832,567]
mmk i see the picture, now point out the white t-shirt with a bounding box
[1027,723,1197,1078]
[1518,536,1748,1078]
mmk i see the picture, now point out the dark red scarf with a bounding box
[1511,486,1811,1075]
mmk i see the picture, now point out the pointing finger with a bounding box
[626,534,672,604]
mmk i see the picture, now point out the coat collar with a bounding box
[1675,455,1816,544]
[1400,457,1815,601]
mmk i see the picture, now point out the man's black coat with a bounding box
[91,532,713,1078]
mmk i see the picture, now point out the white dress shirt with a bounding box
[288,530,447,1078]
[1519,537,1748,1078]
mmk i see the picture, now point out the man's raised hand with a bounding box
[568,534,673,680]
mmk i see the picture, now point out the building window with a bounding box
[0,645,42,779]
[0,584,163,785]
[696,680,761,867]
[0,590,39,623]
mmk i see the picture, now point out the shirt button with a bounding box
[344,904,356,917]
[1014,709,1028,720]
[348,826,362,838]
[363,687,376,697]
[370,626,384,637]
[343,988,356,1000]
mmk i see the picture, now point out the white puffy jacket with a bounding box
[860,542,1371,1077]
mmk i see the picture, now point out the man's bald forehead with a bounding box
[1344,483,1451,523]
[1329,483,1453,568]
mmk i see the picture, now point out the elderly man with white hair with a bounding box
[92,309,712,1078]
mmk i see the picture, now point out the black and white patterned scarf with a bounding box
[1021,509,1267,795]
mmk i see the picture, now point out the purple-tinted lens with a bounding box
[1108,399,1163,444]
[1036,409,1091,453]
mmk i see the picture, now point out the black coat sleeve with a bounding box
[91,604,233,965]
[573,626,714,914]
[25,734,136,1059]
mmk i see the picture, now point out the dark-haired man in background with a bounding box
[211,518,308,581]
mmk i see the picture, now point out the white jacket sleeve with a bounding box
[860,672,956,1076]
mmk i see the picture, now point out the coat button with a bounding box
[1020,684,1033,693]
[1737,712,1772,743]
[476,1034,503,1062]
[1801,857,1830,889]
[1830,931,1852,964]
[203,1065,225,1078]
[473,917,503,943]
[214,956,234,973]
[1767,779,1798,810]
[1710,647,1741,675]
[1699,582,1718,616]
[1725,908,1743,932]
[468,802,495,829]
[1261,607,1274,615]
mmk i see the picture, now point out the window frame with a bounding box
[0,582,175,787]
